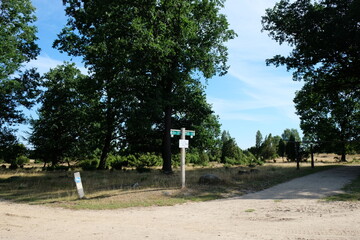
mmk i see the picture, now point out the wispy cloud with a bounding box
[209,0,303,123]
[26,55,88,75]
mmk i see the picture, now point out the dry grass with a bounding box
[0,154,356,210]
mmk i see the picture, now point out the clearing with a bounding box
[1,165,360,240]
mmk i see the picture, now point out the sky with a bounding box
[20,0,304,150]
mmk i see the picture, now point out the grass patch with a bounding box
[325,175,360,202]
[245,209,256,212]
[0,163,339,210]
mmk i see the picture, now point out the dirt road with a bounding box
[1,166,360,240]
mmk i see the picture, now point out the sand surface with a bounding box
[1,165,360,240]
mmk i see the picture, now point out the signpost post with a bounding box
[180,128,186,188]
[170,128,195,188]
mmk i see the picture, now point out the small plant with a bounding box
[245,209,255,212]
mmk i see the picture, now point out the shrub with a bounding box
[80,158,99,171]
[187,152,200,165]
[8,155,30,169]
[15,155,30,167]
[137,153,161,168]
[108,155,126,170]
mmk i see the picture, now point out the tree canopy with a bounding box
[55,0,236,172]
[0,0,40,126]
[262,0,360,159]
[0,0,40,161]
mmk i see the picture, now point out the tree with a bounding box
[255,130,263,149]
[294,79,359,161]
[262,0,360,160]
[220,131,241,163]
[259,134,277,160]
[277,138,286,160]
[285,134,299,162]
[281,128,301,142]
[55,0,236,172]
[0,0,40,143]
[30,63,99,166]
[262,0,360,88]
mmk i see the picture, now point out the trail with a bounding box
[1,165,360,240]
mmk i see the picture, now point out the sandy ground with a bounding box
[1,165,360,240]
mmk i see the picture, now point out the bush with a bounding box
[8,155,30,169]
[109,153,162,172]
[80,158,99,171]
[187,152,209,166]
[108,155,126,170]
[16,155,30,166]
[187,152,200,165]
[137,153,161,168]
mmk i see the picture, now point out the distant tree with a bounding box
[259,134,277,160]
[220,131,241,163]
[255,130,263,157]
[281,129,301,142]
[30,64,99,166]
[285,134,298,162]
[277,138,286,160]
[0,129,26,163]
[295,80,359,161]
[262,0,360,160]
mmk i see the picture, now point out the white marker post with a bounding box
[74,172,85,199]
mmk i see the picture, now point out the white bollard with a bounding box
[74,172,85,199]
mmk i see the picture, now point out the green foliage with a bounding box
[255,130,263,150]
[108,153,162,171]
[0,0,40,137]
[80,158,99,171]
[108,155,127,170]
[259,134,277,160]
[136,153,162,169]
[55,0,236,172]
[186,151,210,166]
[15,155,30,166]
[0,0,39,79]
[263,0,360,160]
[286,134,298,162]
[30,63,99,166]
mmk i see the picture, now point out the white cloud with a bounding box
[208,0,303,123]
[26,55,88,75]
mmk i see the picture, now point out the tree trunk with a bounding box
[98,99,114,170]
[162,78,173,174]
[341,143,347,162]
[98,129,112,170]
[162,105,172,173]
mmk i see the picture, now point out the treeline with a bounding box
[250,128,360,163]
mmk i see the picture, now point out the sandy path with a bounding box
[1,165,360,240]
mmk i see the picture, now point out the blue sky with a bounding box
[21,0,304,149]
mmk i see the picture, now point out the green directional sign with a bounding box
[185,130,195,137]
[170,129,181,136]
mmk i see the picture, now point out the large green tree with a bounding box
[262,0,360,159]
[55,0,235,172]
[0,0,40,131]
